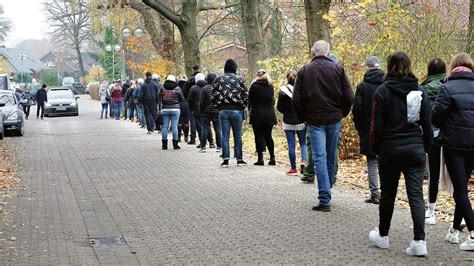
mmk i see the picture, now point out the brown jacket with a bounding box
[293,56,354,125]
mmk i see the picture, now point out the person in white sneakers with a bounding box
[432,53,474,251]
[369,52,433,257]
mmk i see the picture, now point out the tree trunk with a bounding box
[304,0,331,52]
[468,0,474,55]
[179,1,200,77]
[241,0,266,77]
[73,30,86,77]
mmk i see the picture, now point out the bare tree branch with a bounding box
[142,0,181,27]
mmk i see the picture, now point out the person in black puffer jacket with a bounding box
[277,70,308,176]
[140,72,159,133]
[369,52,433,256]
[199,73,220,152]
[249,69,277,166]
[353,56,384,204]
[432,53,474,250]
[183,65,200,144]
[159,75,185,150]
[187,73,211,148]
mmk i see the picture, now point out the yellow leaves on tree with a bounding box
[80,65,105,85]
[0,58,11,74]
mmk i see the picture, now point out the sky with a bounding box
[2,0,50,47]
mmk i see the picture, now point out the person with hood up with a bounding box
[212,59,248,167]
[188,73,212,148]
[21,87,34,120]
[277,70,308,176]
[369,51,433,257]
[159,75,185,150]
[249,69,277,166]
[35,84,48,120]
[432,53,474,251]
[419,58,446,225]
[353,56,384,204]
[140,71,159,134]
[199,73,220,153]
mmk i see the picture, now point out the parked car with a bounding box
[62,76,75,87]
[44,88,79,117]
[0,90,25,136]
[0,75,10,91]
[72,82,86,94]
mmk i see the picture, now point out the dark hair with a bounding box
[145,71,152,77]
[386,51,415,78]
[427,58,446,76]
[42,84,47,89]
[286,70,297,85]
[192,65,200,71]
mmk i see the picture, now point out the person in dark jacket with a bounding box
[212,59,248,167]
[277,70,308,175]
[187,73,212,148]
[369,51,433,257]
[35,84,48,120]
[159,75,185,150]
[177,75,189,142]
[133,79,145,128]
[199,73,220,153]
[152,75,163,131]
[292,40,354,212]
[121,80,131,119]
[432,53,474,251]
[125,81,136,122]
[353,56,384,204]
[140,71,159,134]
[21,87,34,120]
[249,69,277,166]
[183,65,200,144]
[420,58,446,225]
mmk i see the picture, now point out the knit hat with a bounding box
[224,59,238,74]
[195,73,205,82]
[206,73,217,84]
[363,56,381,68]
[166,75,176,82]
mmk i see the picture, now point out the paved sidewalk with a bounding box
[0,96,472,264]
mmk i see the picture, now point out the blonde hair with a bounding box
[449,53,473,73]
[256,69,272,84]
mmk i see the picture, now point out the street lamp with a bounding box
[120,27,145,80]
[105,44,121,80]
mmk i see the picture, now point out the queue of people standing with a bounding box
[97,39,474,255]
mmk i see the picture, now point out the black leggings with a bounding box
[428,143,441,203]
[444,147,474,232]
[22,105,30,118]
[252,125,274,158]
[37,103,44,118]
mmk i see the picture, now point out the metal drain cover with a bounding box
[90,236,125,246]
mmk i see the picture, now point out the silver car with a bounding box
[44,88,79,117]
[0,90,25,136]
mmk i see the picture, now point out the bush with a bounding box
[40,69,60,87]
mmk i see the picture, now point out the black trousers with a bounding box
[428,142,441,203]
[143,101,157,132]
[201,112,220,148]
[378,144,426,240]
[252,125,275,158]
[444,147,474,232]
[22,105,30,118]
[37,103,44,118]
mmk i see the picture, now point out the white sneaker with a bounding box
[369,228,389,249]
[460,236,474,251]
[446,226,460,244]
[425,211,436,225]
[405,240,428,257]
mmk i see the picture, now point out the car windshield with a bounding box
[48,90,74,99]
[0,77,7,91]
[0,93,15,106]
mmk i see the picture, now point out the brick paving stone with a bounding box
[0,96,473,264]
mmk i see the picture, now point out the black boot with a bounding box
[268,156,276,166]
[254,153,264,166]
[173,140,181,150]
[162,140,168,150]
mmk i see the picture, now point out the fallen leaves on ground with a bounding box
[0,142,20,214]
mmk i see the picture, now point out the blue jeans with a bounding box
[308,122,342,206]
[284,128,308,169]
[201,113,221,148]
[219,110,243,160]
[114,101,122,120]
[136,105,144,125]
[161,110,180,141]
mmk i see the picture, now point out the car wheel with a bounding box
[16,125,24,136]
[0,132,3,140]
[74,112,79,116]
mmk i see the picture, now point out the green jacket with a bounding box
[420,73,446,107]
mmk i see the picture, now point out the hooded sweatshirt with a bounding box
[212,59,248,111]
[200,73,218,114]
[187,78,207,116]
[352,68,385,156]
[159,80,185,110]
[370,75,433,154]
